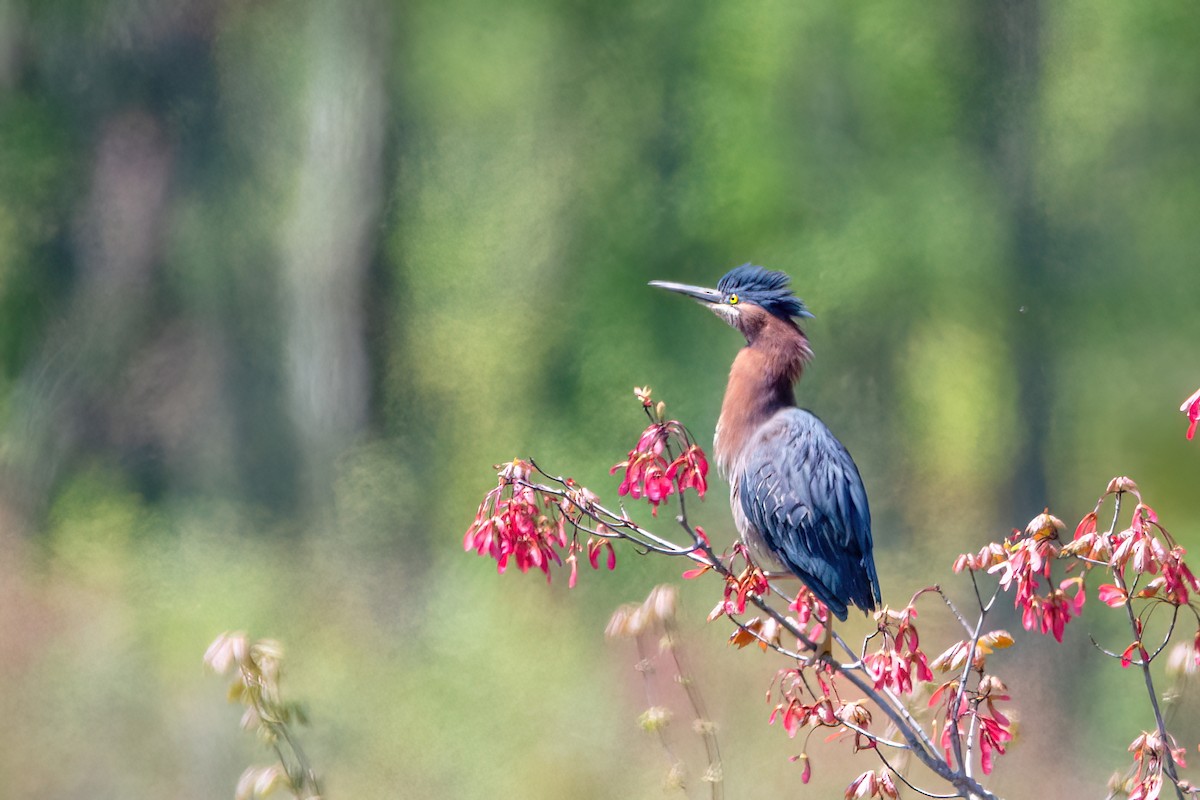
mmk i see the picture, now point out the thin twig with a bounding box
[1088,634,1139,664]
[663,618,725,800]
[876,747,961,799]
[632,636,684,775]
[941,572,992,782]
[1144,605,1181,663]
[1107,492,1186,800]
[838,718,911,750]
[934,586,974,636]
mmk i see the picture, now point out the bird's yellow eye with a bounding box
[728,293,739,305]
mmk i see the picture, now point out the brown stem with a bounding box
[662,617,725,800]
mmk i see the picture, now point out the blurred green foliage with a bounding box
[0,0,1198,797]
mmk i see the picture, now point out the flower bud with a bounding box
[646,584,678,624]
[638,706,672,732]
[797,752,812,783]
[663,762,685,791]
[605,604,637,639]
[1026,509,1064,541]
[1166,642,1199,679]
[839,701,872,728]
[1107,476,1139,496]
[978,674,1008,697]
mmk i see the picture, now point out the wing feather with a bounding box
[736,408,879,620]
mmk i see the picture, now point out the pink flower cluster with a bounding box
[706,544,770,620]
[610,422,708,516]
[463,460,614,586]
[1104,502,1200,607]
[929,630,1014,675]
[1023,577,1086,643]
[768,667,839,739]
[788,585,832,649]
[987,512,1061,596]
[1123,730,1190,800]
[768,667,901,795]
[966,484,1200,658]
[929,675,1013,775]
[962,510,1086,643]
[844,769,899,799]
[1065,482,1200,669]
[463,460,563,578]
[948,476,1200,788]
[863,605,933,695]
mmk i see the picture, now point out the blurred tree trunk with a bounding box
[278,2,387,507]
[973,0,1050,516]
[0,109,173,530]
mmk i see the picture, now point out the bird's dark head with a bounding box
[649,264,813,337]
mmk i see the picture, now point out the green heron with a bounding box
[650,265,880,622]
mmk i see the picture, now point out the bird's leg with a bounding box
[815,620,834,660]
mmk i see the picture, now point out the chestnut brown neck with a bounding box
[714,308,812,476]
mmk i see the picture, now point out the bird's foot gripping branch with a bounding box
[464,389,1200,800]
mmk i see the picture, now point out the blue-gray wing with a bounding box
[737,408,879,620]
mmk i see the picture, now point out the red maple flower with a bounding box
[953,542,1006,573]
[1160,547,1200,604]
[1112,516,1168,578]
[464,460,615,586]
[1021,577,1085,642]
[611,422,711,515]
[1127,730,1189,800]
[989,528,1058,608]
[463,476,565,581]
[1136,546,1200,606]
[788,585,831,645]
[1097,583,1127,607]
[796,752,811,784]
[666,444,709,497]
[977,711,1012,775]
[1075,511,1098,540]
[611,448,674,512]
[864,605,933,693]
[768,668,839,740]
[990,511,1089,641]
[1061,510,1112,562]
[587,537,617,571]
[844,769,899,799]
[712,556,771,619]
[932,674,1013,775]
[863,649,917,694]
[1181,387,1200,441]
[1120,640,1145,669]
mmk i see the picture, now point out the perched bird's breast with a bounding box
[724,408,794,569]
[729,476,785,571]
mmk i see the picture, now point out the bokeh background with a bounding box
[1,1,1199,797]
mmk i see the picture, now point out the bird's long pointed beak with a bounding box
[648,280,723,305]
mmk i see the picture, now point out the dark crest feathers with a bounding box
[717,264,813,321]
